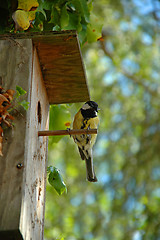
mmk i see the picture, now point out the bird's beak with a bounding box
[97,108,100,112]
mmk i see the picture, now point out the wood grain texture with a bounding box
[0,31,90,104]
[19,47,49,240]
[0,40,49,240]
[0,39,33,238]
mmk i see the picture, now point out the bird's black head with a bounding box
[81,101,99,119]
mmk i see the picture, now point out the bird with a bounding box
[73,101,99,182]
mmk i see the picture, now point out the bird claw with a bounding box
[86,126,91,139]
[66,128,72,137]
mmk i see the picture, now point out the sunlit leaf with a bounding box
[12,10,30,31]
[16,86,27,97]
[18,0,39,11]
[47,166,67,195]
[28,10,36,21]
[86,13,102,43]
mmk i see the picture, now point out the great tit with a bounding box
[73,101,99,182]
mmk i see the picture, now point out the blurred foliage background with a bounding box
[45,0,160,240]
[0,0,160,239]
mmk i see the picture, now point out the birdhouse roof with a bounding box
[0,30,90,104]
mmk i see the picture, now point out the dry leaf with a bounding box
[0,86,15,156]
[0,94,9,105]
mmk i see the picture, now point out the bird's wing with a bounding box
[73,110,83,129]
[78,147,85,160]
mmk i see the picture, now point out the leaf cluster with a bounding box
[0,0,102,45]
[35,0,102,44]
[16,86,29,110]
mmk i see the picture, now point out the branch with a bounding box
[99,31,113,60]
[38,129,98,137]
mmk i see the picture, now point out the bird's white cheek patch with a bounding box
[82,103,90,110]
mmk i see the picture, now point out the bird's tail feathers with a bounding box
[85,155,98,182]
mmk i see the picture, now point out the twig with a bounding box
[38,129,97,136]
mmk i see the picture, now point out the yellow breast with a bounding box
[73,111,99,129]
[73,110,99,148]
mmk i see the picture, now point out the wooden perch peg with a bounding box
[38,129,98,137]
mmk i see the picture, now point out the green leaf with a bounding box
[36,5,47,20]
[86,13,102,43]
[78,23,87,45]
[47,166,67,195]
[16,85,27,97]
[49,6,60,25]
[87,0,93,12]
[38,0,53,11]
[71,0,90,23]
[18,100,29,110]
[79,0,90,23]
[60,4,69,29]
[63,11,82,31]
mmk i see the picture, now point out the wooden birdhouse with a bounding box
[0,31,90,240]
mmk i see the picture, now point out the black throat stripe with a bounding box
[81,108,97,119]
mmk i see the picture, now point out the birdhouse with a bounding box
[0,31,90,240]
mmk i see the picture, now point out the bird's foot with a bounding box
[66,128,72,137]
[86,126,91,139]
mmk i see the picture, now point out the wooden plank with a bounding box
[19,47,49,239]
[0,39,33,239]
[0,39,49,239]
[0,31,90,104]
